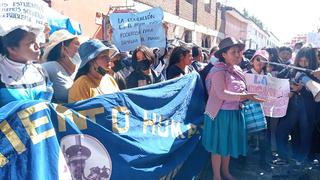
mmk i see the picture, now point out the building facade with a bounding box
[46,0,279,49]
[47,0,126,39]
[222,7,279,49]
[132,0,224,48]
[224,8,247,42]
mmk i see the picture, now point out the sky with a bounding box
[219,0,320,43]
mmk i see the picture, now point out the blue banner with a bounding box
[0,73,209,180]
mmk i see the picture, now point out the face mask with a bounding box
[96,66,107,76]
[136,59,151,71]
[70,53,81,66]
[93,60,107,76]
[210,56,218,63]
[112,61,123,72]
[36,32,46,44]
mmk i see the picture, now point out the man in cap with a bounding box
[65,144,91,180]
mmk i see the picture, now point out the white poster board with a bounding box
[245,73,290,118]
[0,0,48,36]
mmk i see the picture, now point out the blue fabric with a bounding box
[202,110,247,158]
[0,69,53,108]
[47,12,82,35]
[0,101,61,180]
[0,82,53,107]
[242,100,267,133]
[0,72,209,180]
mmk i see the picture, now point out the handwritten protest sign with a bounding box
[245,73,290,117]
[307,32,320,48]
[0,0,48,36]
[109,7,166,51]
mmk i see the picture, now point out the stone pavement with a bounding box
[199,147,320,180]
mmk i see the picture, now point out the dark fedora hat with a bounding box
[214,37,245,59]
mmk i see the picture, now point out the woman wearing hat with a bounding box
[202,37,264,180]
[247,49,270,75]
[0,28,53,107]
[68,39,119,103]
[246,49,271,169]
[41,29,81,103]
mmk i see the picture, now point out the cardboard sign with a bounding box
[109,7,166,51]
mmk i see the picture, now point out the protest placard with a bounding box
[245,73,290,117]
[0,0,47,36]
[109,7,166,51]
[307,32,320,48]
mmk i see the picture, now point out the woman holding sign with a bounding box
[202,37,264,180]
[0,28,53,107]
[246,49,271,170]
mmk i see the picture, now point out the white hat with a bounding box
[42,29,77,61]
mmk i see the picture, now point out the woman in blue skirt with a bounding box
[202,37,265,180]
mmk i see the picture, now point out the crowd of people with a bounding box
[1,14,320,180]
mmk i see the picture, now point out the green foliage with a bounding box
[242,8,264,29]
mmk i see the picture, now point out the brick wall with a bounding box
[135,0,176,15]
[135,0,194,22]
[134,0,222,46]
[135,0,219,31]
[178,0,193,22]
[197,0,216,30]
[225,13,247,40]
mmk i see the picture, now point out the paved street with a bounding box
[199,145,320,180]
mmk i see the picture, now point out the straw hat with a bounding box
[42,29,77,61]
[214,37,245,59]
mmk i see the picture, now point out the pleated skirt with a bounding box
[202,109,247,158]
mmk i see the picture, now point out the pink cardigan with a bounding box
[204,62,246,119]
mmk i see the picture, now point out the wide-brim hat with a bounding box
[214,37,245,59]
[250,49,269,61]
[78,39,119,69]
[42,29,77,61]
